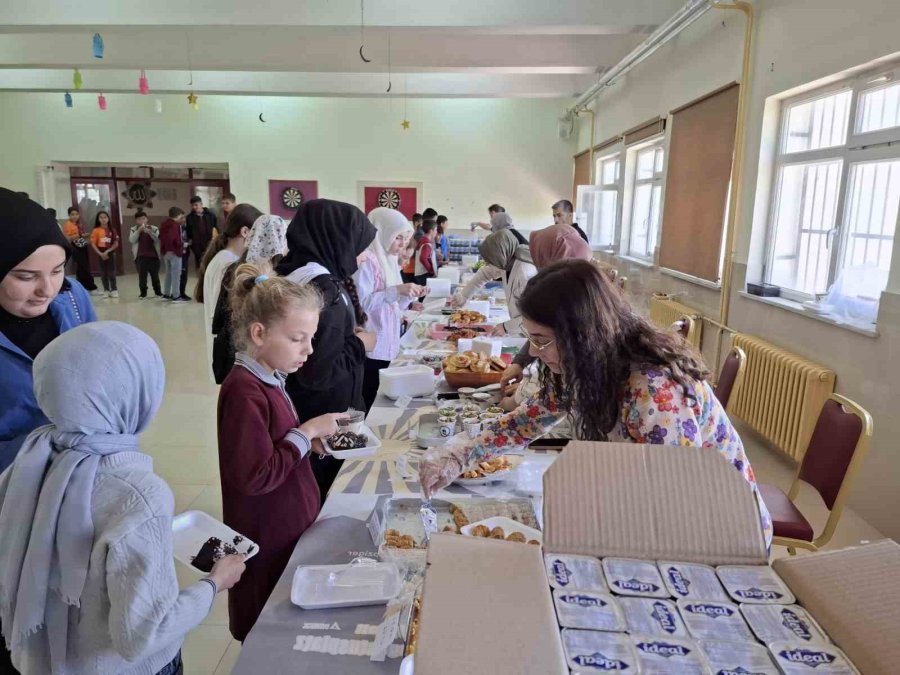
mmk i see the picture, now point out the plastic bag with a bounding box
[820,264,887,327]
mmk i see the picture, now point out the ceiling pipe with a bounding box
[567,0,712,116]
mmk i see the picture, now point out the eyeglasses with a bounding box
[522,330,556,351]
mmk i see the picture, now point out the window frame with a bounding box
[620,136,666,261]
[764,60,900,302]
[589,148,624,249]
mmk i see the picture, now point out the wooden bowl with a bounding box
[442,367,504,390]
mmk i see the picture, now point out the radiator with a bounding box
[648,294,702,348]
[729,333,836,462]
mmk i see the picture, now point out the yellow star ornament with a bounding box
[401,119,410,130]
[187,92,199,110]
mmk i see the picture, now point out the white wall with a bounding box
[575,0,900,538]
[0,94,574,233]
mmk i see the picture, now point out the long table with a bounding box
[232,303,562,674]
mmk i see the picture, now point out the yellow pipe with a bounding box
[576,107,597,184]
[711,0,754,372]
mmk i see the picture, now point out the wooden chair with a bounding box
[757,394,873,555]
[714,345,746,412]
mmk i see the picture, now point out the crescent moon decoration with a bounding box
[359,45,371,63]
[259,113,266,123]
[386,81,392,93]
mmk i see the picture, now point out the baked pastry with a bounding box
[506,532,527,543]
[489,526,506,539]
[329,431,369,450]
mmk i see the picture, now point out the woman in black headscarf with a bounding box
[277,199,378,499]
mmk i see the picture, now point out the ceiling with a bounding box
[0,0,685,99]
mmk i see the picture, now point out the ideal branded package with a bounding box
[414,445,894,675]
[699,639,780,675]
[631,635,706,674]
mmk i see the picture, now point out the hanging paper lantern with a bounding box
[187,91,199,111]
[92,33,104,59]
[98,93,107,110]
[138,70,149,95]
[64,92,73,108]
[73,69,83,90]
[154,98,163,113]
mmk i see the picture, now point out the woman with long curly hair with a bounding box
[420,259,772,546]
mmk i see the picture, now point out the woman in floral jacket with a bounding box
[420,259,772,547]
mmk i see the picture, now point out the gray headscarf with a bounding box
[479,229,533,275]
[0,321,164,667]
[490,211,515,233]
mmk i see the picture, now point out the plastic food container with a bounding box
[437,267,461,284]
[324,424,382,459]
[379,365,437,399]
[290,558,401,609]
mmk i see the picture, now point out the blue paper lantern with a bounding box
[64,92,73,108]
[92,33,104,59]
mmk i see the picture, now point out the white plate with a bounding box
[325,424,382,459]
[171,510,258,573]
[460,515,542,544]
[452,455,522,486]
[290,562,402,609]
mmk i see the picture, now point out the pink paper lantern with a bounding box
[98,93,107,110]
[138,70,149,95]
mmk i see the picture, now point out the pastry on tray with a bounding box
[191,536,238,573]
[328,431,370,450]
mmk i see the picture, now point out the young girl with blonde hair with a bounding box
[217,260,345,641]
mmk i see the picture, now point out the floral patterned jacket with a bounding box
[448,365,773,548]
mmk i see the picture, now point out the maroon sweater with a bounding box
[158,218,183,256]
[217,356,321,641]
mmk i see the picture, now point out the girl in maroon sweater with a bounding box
[217,261,345,641]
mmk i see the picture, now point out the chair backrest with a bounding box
[714,345,746,411]
[798,394,873,510]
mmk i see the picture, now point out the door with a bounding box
[70,179,128,274]
[190,180,231,226]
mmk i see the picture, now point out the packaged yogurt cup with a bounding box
[618,597,689,638]
[769,641,860,674]
[602,558,669,598]
[553,589,625,631]
[677,599,756,642]
[716,565,796,605]
[561,628,639,673]
[699,639,780,675]
[631,635,705,674]
[741,603,830,645]
[658,561,729,602]
[545,554,608,592]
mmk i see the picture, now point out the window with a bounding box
[622,139,665,260]
[575,151,622,248]
[766,63,900,301]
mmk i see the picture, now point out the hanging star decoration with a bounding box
[401,119,410,130]
[187,92,199,110]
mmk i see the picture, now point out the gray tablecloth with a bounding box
[232,514,405,674]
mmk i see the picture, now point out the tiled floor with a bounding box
[93,274,885,673]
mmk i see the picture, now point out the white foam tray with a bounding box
[452,455,522,486]
[290,562,402,609]
[325,424,382,459]
[172,510,258,574]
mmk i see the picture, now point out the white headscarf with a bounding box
[367,207,413,287]
[246,214,288,264]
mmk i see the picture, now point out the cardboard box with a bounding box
[414,442,899,674]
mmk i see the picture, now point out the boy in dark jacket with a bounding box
[186,196,218,269]
[159,207,186,301]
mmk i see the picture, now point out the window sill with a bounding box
[660,267,722,291]
[616,254,655,269]
[737,291,879,338]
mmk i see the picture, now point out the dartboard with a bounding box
[377,189,401,210]
[282,187,304,209]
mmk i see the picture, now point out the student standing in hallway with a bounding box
[61,206,99,295]
[159,207,186,302]
[89,211,119,298]
[222,192,237,222]
[414,221,438,287]
[129,210,162,299]
[186,196,218,271]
